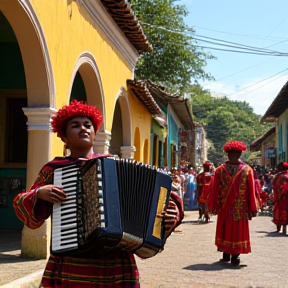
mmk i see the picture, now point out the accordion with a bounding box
[51,157,172,259]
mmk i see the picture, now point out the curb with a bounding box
[0,270,43,288]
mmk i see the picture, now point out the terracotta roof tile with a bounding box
[100,0,152,53]
[127,79,162,115]
[127,79,195,129]
[146,80,195,129]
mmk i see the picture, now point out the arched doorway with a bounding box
[0,0,55,258]
[110,100,123,156]
[0,2,53,227]
[110,89,134,159]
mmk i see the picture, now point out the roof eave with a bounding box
[99,0,152,54]
[261,80,288,122]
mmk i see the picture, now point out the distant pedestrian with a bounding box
[253,170,268,212]
[184,167,197,210]
[271,161,288,234]
[196,161,214,222]
[208,140,257,266]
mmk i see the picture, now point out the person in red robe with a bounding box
[253,170,269,212]
[13,100,184,288]
[196,161,214,223]
[271,162,288,234]
[208,140,257,266]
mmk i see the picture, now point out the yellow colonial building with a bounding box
[0,0,152,258]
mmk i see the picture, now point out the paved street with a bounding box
[1,211,288,287]
[137,211,288,288]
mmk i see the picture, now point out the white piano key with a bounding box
[64,187,77,192]
[52,233,77,241]
[60,207,77,214]
[60,222,77,230]
[60,203,77,210]
[62,198,77,204]
[66,191,77,199]
[52,242,78,251]
[60,228,78,235]
[61,176,78,183]
[52,218,77,227]
[61,171,79,178]
[53,229,78,237]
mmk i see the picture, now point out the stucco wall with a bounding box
[27,0,136,156]
[277,109,288,162]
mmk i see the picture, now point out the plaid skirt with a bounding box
[40,251,140,288]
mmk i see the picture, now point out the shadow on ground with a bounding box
[183,262,247,271]
[255,230,288,237]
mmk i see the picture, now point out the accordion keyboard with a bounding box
[52,165,79,252]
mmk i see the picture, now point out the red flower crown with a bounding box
[282,162,288,170]
[223,140,247,153]
[203,161,212,167]
[51,100,103,138]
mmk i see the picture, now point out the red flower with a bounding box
[51,100,103,138]
[223,140,247,153]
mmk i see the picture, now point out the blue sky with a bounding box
[178,0,288,116]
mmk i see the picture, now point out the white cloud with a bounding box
[200,75,288,116]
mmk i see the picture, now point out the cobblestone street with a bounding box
[1,211,288,287]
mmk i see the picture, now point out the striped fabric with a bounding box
[40,252,139,287]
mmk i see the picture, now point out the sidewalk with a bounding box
[1,211,288,287]
[0,227,46,287]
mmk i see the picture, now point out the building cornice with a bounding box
[77,0,139,69]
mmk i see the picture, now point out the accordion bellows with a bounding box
[51,157,172,259]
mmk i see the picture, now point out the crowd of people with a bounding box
[12,100,288,285]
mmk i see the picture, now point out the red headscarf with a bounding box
[51,100,103,138]
[203,161,212,168]
[223,140,247,153]
[283,162,288,170]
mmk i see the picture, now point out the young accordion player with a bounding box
[14,100,184,288]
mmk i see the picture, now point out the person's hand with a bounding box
[36,185,66,204]
[163,200,180,238]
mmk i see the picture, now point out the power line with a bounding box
[140,22,288,56]
[233,72,288,96]
[216,58,275,81]
[226,69,288,96]
[191,25,288,42]
[140,18,287,42]
[194,35,287,54]
[193,45,288,56]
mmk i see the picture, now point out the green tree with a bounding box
[190,85,273,165]
[129,0,215,93]
[208,146,226,167]
[206,108,235,149]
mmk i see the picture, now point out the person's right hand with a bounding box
[36,185,66,204]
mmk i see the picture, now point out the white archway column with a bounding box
[94,131,111,154]
[21,107,56,259]
[120,146,136,159]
